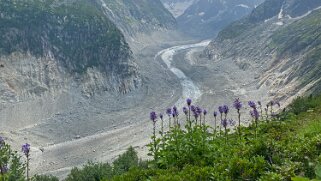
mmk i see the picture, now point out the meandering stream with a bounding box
[155,40,211,106]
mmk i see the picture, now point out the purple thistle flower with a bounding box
[213,111,217,117]
[221,119,228,128]
[196,106,202,115]
[173,106,178,114]
[150,112,157,122]
[250,109,259,120]
[233,98,242,110]
[250,110,254,117]
[218,106,224,114]
[173,106,177,112]
[172,106,179,117]
[22,143,30,156]
[166,108,172,116]
[203,109,207,116]
[248,101,257,109]
[183,107,188,115]
[229,119,236,126]
[159,113,163,120]
[193,111,199,119]
[186,98,192,106]
[191,105,196,112]
[223,105,229,114]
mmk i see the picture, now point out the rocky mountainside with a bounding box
[97,0,176,38]
[0,0,146,136]
[160,0,196,18]
[0,0,141,101]
[176,0,264,38]
[205,0,321,104]
[0,1,182,178]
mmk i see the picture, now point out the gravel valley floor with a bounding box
[1,38,271,179]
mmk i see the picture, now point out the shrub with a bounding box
[113,146,140,175]
[0,138,25,181]
[65,162,113,181]
[32,174,59,181]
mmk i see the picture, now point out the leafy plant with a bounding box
[32,174,59,181]
[0,138,25,181]
[65,162,113,181]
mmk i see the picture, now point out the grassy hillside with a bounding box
[2,94,321,180]
[110,96,321,181]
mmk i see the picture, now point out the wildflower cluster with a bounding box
[149,98,281,153]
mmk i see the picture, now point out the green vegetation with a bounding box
[217,20,255,40]
[270,8,321,93]
[50,95,321,180]
[32,174,59,181]
[217,0,283,40]
[0,139,25,180]
[111,95,321,181]
[66,162,113,181]
[65,147,147,181]
[0,0,130,73]
[2,94,321,180]
[271,9,321,56]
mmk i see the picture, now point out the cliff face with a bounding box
[0,0,141,104]
[205,0,321,103]
[97,0,176,38]
[160,0,196,18]
[176,0,264,38]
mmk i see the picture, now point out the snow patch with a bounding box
[99,0,115,18]
[198,12,205,16]
[236,4,250,9]
[275,21,284,26]
[278,5,284,19]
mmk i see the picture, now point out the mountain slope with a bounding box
[176,0,264,38]
[98,0,176,38]
[205,0,321,104]
[0,0,145,136]
[0,0,180,178]
[0,0,140,101]
[160,0,196,18]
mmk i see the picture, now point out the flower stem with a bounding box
[238,109,241,140]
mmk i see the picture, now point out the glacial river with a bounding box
[155,40,211,107]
